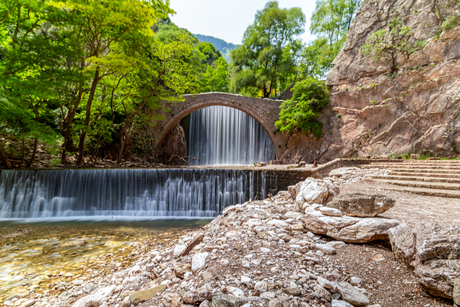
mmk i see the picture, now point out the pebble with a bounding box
[212,293,242,307]
[241,276,251,283]
[260,292,276,299]
[285,286,302,296]
[332,300,353,307]
[316,244,336,255]
[350,277,363,286]
[173,244,186,258]
[192,252,209,272]
[129,285,167,305]
[255,281,268,292]
[227,286,244,298]
[371,254,385,262]
[337,281,370,306]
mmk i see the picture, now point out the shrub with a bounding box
[442,15,459,32]
[361,18,426,72]
[275,77,330,138]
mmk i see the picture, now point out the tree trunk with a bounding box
[117,130,129,165]
[0,144,11,169]
[26,138,38,168]
[20,138,25,167]
[61,120,74,164]
[76,69,100,166]
[117,136,125,165]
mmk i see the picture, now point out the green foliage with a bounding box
[194,34,236,62]
[0,0,198,168]
[155,22,230,94]
[199,58,230,92]
[275,78,330,138]
[230,1,306,98]
[361,18,426,72]
[300,0,362,78]
[441,14,459,31]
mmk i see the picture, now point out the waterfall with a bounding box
[0,169,276,219]
[188,106,276,165]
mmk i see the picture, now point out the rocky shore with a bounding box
[5,168,459,307]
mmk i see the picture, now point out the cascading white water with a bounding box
[0,169,276,219]
[188,106,276,165]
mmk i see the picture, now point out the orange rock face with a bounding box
[286,0,460,163]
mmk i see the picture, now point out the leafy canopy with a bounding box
[275,77,330,138]
[154,22,230,94]
[230,1,305,98]
[300,0,362,78]
[0,0,202,168]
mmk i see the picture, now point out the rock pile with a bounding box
[18,168,404,307]
[17,166,455,307]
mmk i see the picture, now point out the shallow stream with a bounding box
[0,219,208,303]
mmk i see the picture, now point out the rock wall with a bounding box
[280,128,322,164]
[320,0,460,161]
[281,0,460,163]
[155,124,188,165]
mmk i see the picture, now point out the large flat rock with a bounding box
[301,204,401,243]
[326,193,395,217]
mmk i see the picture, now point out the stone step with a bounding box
[364,164,460,170]
[372,175,460,184]
[382,168,460,175]
[375,179,460,191]
[389,171,460,178]
[367,162,460,165]
[373,160,460,163]
[376,185,460,198]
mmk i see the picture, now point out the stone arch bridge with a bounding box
[154,92,291,160]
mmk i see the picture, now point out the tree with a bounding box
[275,77,330,138]
[106,38,195,164]
[54,0,173,166]
[361,17,426,73]
[154,22,229,94]
[300,0,362,78]
[198,57,229,92]
[0,0,64,168]
[230,1,305,98]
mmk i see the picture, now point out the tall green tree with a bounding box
[0,0,66,168]
[300,0,362,78]
[52,0,173,166]
[199,57,229,92]
[230,1,305,98]
[106,38,195,164]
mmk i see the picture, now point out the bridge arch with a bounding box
[154,93,290,160]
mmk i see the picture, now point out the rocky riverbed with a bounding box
[0,220,208,307]
[3,168,459,307]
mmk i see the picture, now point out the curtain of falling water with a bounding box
[188,106,276,165]
[0,169,277,219]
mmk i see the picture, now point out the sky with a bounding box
[169,0,317,45]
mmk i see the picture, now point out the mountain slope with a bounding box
[194,34,237,62]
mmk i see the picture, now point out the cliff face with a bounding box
[313,0,460,161]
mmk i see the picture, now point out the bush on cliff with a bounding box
[275,77,330,138]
